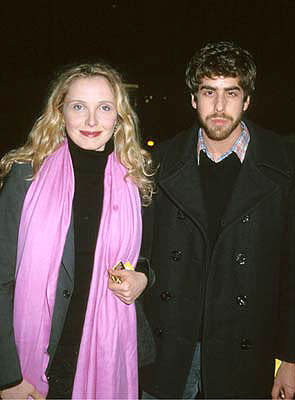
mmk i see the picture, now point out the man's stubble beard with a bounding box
[197,109,244,142]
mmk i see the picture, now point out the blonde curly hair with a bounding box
[0,63,155,205]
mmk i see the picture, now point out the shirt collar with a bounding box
[197,121,250,164]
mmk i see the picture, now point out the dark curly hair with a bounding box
[186,41,256,100]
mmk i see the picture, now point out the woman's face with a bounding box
[63,76,117,151]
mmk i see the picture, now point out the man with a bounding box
[140,41,295,399]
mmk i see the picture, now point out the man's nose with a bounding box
[214,93,226,113]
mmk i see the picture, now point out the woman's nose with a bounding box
[86,110,98,127]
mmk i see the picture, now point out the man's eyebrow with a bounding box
[199,85,241,91]
[224,86,241,91]
[199,85,216,91]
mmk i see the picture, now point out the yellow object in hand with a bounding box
[123,261,134,271]
[110,261,134,283]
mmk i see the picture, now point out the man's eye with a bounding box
[228,91,238,97]
[204,90,214,96]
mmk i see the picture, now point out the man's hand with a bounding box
[108,269,148,304]
[272,361,295,399]
[0,379,45,399]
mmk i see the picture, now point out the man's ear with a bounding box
[191,94,197,109]
[243,95,250,112]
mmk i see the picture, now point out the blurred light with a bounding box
[144,95,153,104]
[125,84,139,90]
[147,140,155,147]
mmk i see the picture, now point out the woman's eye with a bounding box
[100,104,112,111]
[73,104,84,111]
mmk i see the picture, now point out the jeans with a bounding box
[142,342,201,399]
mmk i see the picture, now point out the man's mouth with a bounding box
[209,115,232,125]
[211,118,228,125]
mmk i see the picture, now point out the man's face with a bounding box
[192,76,250,142]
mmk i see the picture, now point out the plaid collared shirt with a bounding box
[197,121,250,164]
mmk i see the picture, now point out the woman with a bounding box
[0,63,154,399]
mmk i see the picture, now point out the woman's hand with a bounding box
[108,270,148,304]
[0,379,45,399]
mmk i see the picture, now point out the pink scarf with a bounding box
[13,140,141,399]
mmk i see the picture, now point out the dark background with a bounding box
[1,0,295,156]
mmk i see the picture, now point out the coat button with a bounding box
[240,338,253,350]
[154,327,164,337]
[235,252,247,265]
[236,295,247,306]
[171,250,182,261]
[177,209,185,220]
[241,215,250,223]
[160,291,172,301]
[63,289,71,299]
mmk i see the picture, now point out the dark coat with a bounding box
[140,120,295,399]
[0,163,75,388]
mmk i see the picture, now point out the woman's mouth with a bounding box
[80,130,102,138]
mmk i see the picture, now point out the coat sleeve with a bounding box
[136,146,163,292]
[275,160,295,362]
[0,163,31,389]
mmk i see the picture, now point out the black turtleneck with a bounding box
[47,137,114,398]
[60,136,114,343]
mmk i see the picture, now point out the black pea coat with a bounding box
[140,120,295,399]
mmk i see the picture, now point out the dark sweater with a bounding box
[197,151,242,342]
[199,151,242,249]
[47,137,113,398]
